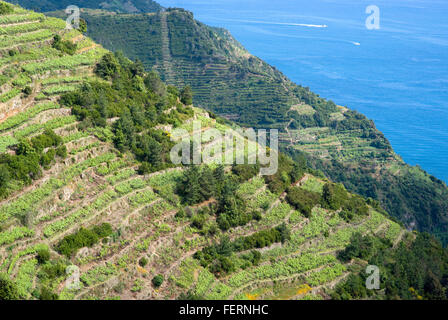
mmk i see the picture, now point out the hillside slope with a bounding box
[39,7,448,244]
[1,2,448,301]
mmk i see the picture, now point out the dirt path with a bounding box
[0,20,39,28]
[71,34,84,43]
[160,13,175,85]
[77,43,97,54]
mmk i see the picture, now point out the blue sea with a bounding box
[158,0,448,182]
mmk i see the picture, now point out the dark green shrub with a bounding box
[56,223,113,257]
[264,154,304,194]
[180,85,193,105]
[139,257,148,267]
[40,287,58,300]
[286,187,320,217]
[152,274,164,287]
[40,259,67,280]
[36,248,50,264]
[56,145,67,158]
[94,52,120,79]
[22,86,32,96]
[232,164,260,182]
[8,49,19,57]
[0,2,13,15]
[0,273,19,300]
[52,35,77,55]
[78,18,87,33]
[338,233,377,262]
[322,183,348,210]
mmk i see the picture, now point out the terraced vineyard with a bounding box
[1,2,447,302]
[42,4,448,248]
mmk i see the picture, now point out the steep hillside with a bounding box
[38,7,448,244]
[8,0,162,13]
[1,3,448,301]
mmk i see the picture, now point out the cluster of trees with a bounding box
[333,232,448,300]
[231,163,260,183]
[77,19,88,33]
[185,205,219,236]
[290,140,448,245]
[180,85,193,105]
[177,154,308,233]
[194,225,290,275]
[39,258,67,283]
[216,178,254,231]
[232,223,290,251]
[177,165,261,231]
[33,256,69,300]
[56,223,113,257]
[61,52,193,174]
[152,274,164,288]
[36,247,51,264]
[0,129,66,198]
[193,236,237,275]
[0,273,19,300]
[322,183,369,220]
[0,248,62,300]
[14,0,163,13]
[286,187,321,218]
[52,35,77,55]
[263,153,305,195]
[177,165,221,205]
[331,274,370,300]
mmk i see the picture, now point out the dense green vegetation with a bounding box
[0,129,67,199]
[286,187,320,218]
[11,0,162,13]
[0,1,13,14]
[0,2,447,302]
[56,223,113,257]
[60,52,193,173]
[321,183,369,219]
[152,274,164,287]
[52,34,76,55]
[0,273,19,299]
[177,165,219,205]
[176,164,261,231]
[333,233,448,300]
[263,153,305,195]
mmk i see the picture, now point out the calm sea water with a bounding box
[158,0,448,182]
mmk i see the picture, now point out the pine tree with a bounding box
[180,85,193,105]
[199,166,217,200]
[179,166,201,205]
[213,165,225,195]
